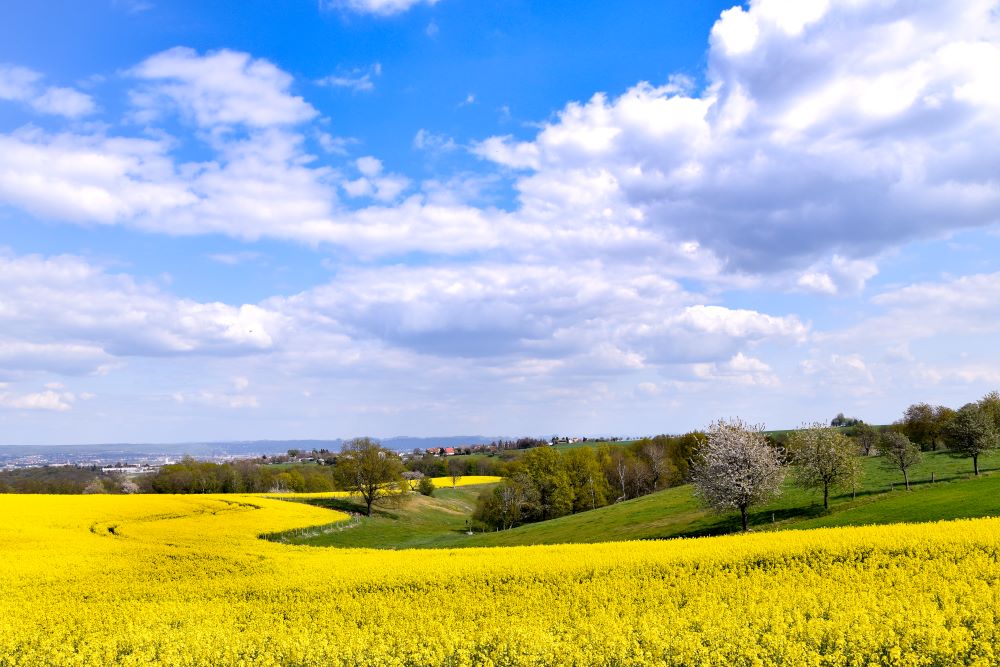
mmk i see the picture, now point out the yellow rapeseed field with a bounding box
[262,476,502,500]
[2,493,999,666]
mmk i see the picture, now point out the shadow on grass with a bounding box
[289,497,402,520]
[672,505,830,539]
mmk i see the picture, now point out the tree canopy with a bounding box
[691,419,785,531]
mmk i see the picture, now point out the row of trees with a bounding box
[693,405,999,531]
[144,459,339,494]
[472,434,703,530]
[0,466,130,494]
[893,391,1000,455]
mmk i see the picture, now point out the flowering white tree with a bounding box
[691,418,785,531]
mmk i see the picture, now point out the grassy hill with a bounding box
[276,448,1000,550]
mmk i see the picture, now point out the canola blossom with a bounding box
[2,494,1000,666]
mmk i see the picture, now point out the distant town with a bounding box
[0,435,634,472]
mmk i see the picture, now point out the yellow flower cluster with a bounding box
[417,475,503,489]
[2,493,999,666]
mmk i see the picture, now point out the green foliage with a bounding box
[788,424,861,509]
[880,431,921,490]
[944,403,998,475]
[978,390,1000,430]
[417,476,435,497]
[285,449,1000,550]
[830,413,862,427]
[897,402,956,451]
[0,466,121,494]
[146,458,336,494]
[518,448,574,520]
[850,422,880,456]
[333,437,405,516]
[563,447,611,512]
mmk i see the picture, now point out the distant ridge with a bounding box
[0,436,501,465]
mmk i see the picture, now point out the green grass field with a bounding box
[279,448,1000,550]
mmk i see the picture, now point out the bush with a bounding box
[418,477,435,496]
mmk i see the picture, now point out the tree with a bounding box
[897,403,940,450]
[977,390,1000,430]
[944,403,997,476]
[830,413,861,427]
[473,474,538,530]
[518,448,574,520]
[852,422,879,457]
[879,431,920,490]
[417,476,435,496]
[788,424,860,509]
[667,431,705,483]
[691,419,785,531]
[82,478,106,494]
[447,458,464,489]
[333,438,405,516]
[563,447,610,512]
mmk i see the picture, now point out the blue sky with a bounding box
[1,0,1000,445]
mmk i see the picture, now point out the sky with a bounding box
[1,0,1000,445]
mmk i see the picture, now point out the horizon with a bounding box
[2,0,1000,444]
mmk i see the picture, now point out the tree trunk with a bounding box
[365,496,373,516]
[740,506,748,532]
[902,469,910,491]
[974,454,980,476]
[823,482,829,510]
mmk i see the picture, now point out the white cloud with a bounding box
[797,255,879,295]
[0,63,95,117]
[0,251,286,378]
[413,129,457,153]
[0,64,39,100]
[0,389,75,412]
[0,129,194,225]
[207,251,263,265]
[801,353,876,390]
[31,87,96,117]
[692,353,781,387]
[321,0,439,16]
[318,64,381,93]
[474,0,1000,273]
[317,133,358,156]
[130,47,316,128]
[341,156,410,202]
[472,135,540,169]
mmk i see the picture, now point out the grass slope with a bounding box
[281,485,484,549]
[282,449,1000,550]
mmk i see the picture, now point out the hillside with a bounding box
[280,449,1000,549]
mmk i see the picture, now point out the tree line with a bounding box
[691,389,1000,531]
[472,434,703,530]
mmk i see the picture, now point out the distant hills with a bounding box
[0,436,500,466]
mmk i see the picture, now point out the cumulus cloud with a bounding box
[130,47,317,128]
[341,156,410,202]
[0,251,285,377]
[274,262,805,370]
[692,353,781,387]
[797,255,879,295]
[477,0,1000,273]
[0,389,76,411]
[0,63,95,117]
